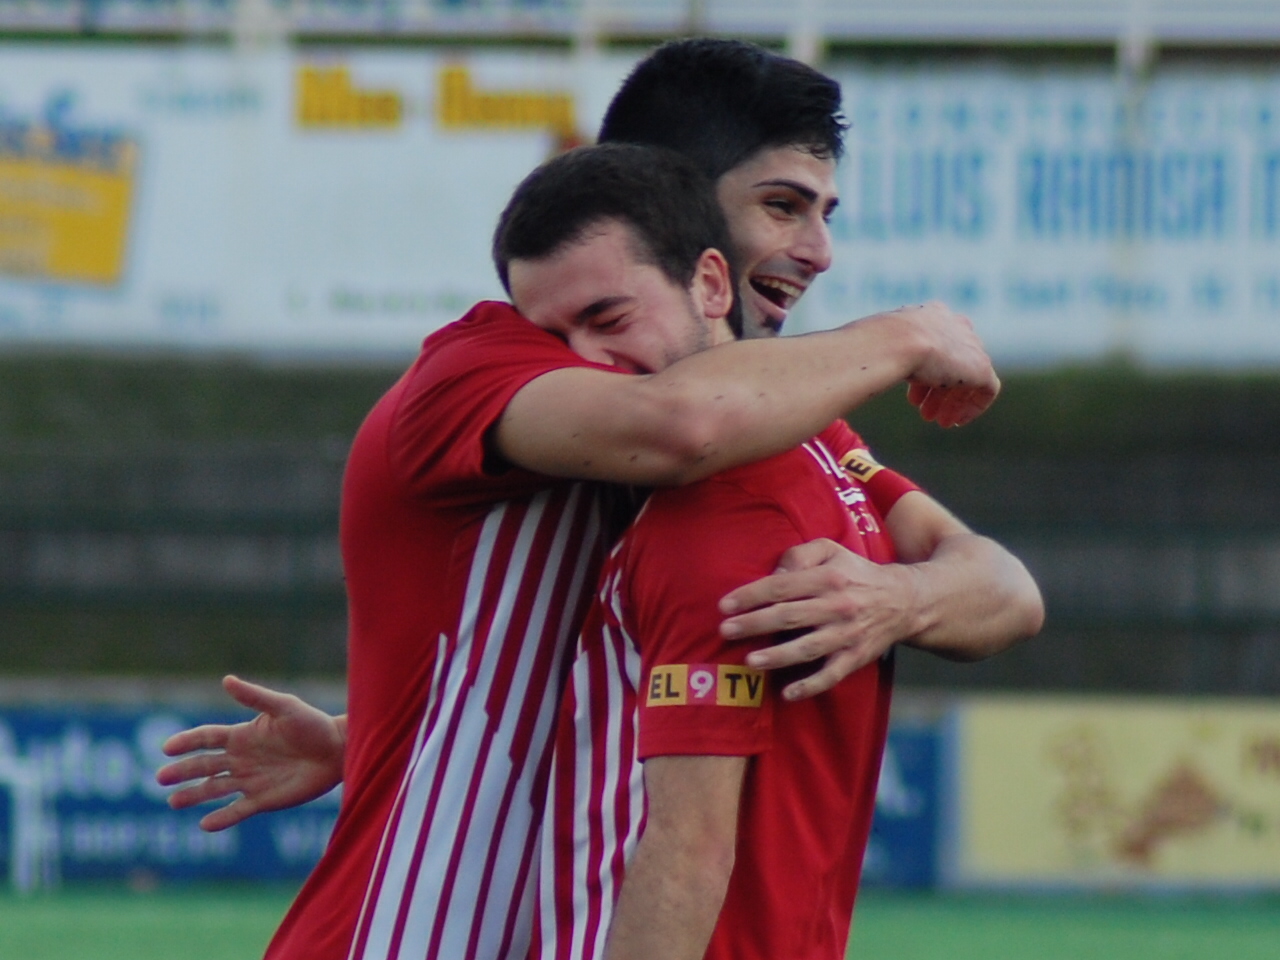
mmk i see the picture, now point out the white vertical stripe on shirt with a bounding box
[352,484,606,960]
[355,495,529,959]
[384,490,549,959]
[448,485,597,960]
[347,630,452,960]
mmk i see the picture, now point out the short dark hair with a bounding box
[493,142,742,335]
[599,38,847,181]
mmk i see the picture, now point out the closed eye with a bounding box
[591,313,627,332]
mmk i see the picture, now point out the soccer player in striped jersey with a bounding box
[156,41,1040,960]
[242,143,1001,960]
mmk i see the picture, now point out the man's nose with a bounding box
[567,331,616,367]
[794,216,833,275]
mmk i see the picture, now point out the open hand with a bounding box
[155,675,347,832]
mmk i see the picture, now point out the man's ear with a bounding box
[689,248,734,323]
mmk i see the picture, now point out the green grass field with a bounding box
[850,892,1280,960]
[2,886,1278,960]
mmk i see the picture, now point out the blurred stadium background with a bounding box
[2,0,1280,956]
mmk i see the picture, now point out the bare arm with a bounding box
[883,492,1045,658]
[155,675,347,832]
[723,492,1044,700]
[496,303,999,486]
[604,755,746,960]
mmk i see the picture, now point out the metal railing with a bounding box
[3,0,1280,48]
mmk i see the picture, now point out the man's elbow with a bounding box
[1020,582,1047,640]
[966,577,1046,662]
[1003,554,1046,645]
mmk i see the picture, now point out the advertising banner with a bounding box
[810,65,1280,365]
[0,702,943,889]
[0,45,624,354]
[945,696,1280,889]
[863,722,941,889]
[0,707,339,884]
[3,46,1280,364]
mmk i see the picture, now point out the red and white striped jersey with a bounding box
[534,562,646,960]
[534,425,917,960]
[265,303,631,960]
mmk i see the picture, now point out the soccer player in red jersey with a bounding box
[503,137,1028,960]
[156,42,1042,960]
[538,422,911,960]
[250,143,1010,960]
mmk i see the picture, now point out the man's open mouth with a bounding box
[750,276,805,311]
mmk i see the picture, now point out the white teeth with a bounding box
[753,276,804,302]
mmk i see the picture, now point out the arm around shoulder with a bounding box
[491,365,726,486]
[493,304,993,487]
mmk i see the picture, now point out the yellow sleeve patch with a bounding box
[646,663,765,708]
[839,448,884,483]
[715,665,765,706]
[647,664,688,706]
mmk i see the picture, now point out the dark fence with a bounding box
[2,358,1278,692]
[2,443,1278,692]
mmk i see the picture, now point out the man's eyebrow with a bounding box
[576,295,632,323]
[753,178,820,204]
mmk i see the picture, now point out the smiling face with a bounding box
[507,218,736,374]
[715,145,839,339]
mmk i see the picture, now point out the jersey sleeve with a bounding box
[819,419,922,518]
[387,302,616,505]
[625,474,803,760]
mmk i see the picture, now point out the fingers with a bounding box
[222,674,296,716]
[160,723,233,758]
[906,381,930,408]
[743,622,848,670]
[777,648,870,702]
[198,796,260,833]
[155,751,232,787]
[721,594,834,641]
[771,538,840,574]
[164,773,242,811]
[720,543,843,615]
[911,382,999,428]
[720,567,834,622]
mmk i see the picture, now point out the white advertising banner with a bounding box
[0,45,630,355]
[807,64,1280,365]
[2,46,1280,364]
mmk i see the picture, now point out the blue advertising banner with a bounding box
[0,703,942,889]
[862,723,941,889]
[0,707,339,884]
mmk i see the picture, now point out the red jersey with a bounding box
[266,302,630,960]
[536,424,918,960]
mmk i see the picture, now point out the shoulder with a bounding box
[817,419,867,457]
[423,300,558,352]
[637,447,821,543]
[407,300,590,395]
